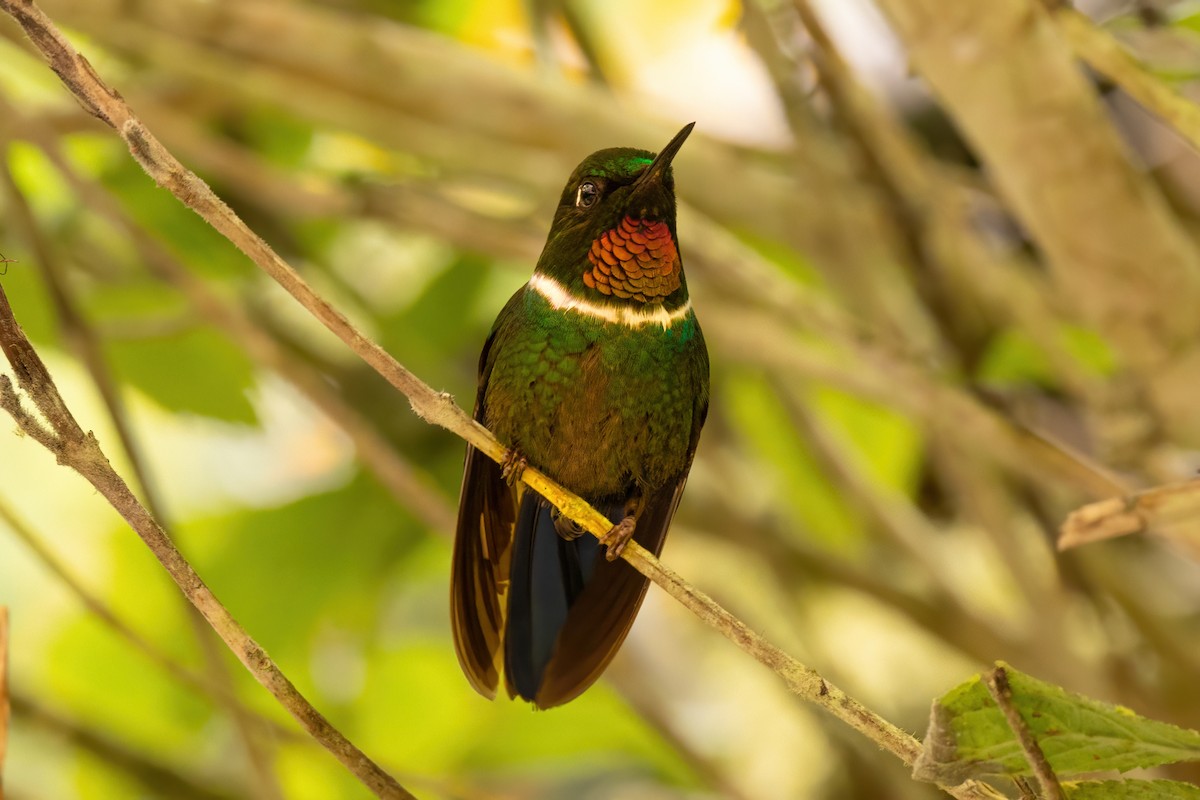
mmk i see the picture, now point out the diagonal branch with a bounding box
[0,1,1010,797]
[0,286,412,800]
[1059,479,1200,559]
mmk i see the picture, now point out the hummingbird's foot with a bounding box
[551,508,586,541]
[500,449,527,486]
[600,516,636,561]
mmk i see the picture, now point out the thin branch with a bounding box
[984,666,1066,800]
[0,283,411,800]
[1059,479,1200,558]
[0,2,1017,797]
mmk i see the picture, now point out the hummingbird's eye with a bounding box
[576,181,599,209]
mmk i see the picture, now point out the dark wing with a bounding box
[503,492,607,702]
[534,334,710,708]
[450,327,516,698]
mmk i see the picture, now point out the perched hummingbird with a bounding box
[451,124,710,708]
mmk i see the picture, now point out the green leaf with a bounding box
[380,252,486,383]
[724,372,864,550]
[1060,325,1118,377]
[913,663,1200,784]
[810,386,924,494]
[357,643,698,787]
[105,326,258,423]
[99,156,247,280]
[0,263,58,348]
[1065,780,1200,799]
[976,325,1116,388]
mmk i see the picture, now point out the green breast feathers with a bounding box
[481,277,706,495]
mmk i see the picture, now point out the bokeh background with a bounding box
[1,0,1200,798]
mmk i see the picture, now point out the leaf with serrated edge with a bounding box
[913,662,1200,784]
[1065,780,1200,799]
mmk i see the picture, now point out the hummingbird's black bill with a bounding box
[637,122,695,188]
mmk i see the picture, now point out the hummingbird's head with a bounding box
[536,123,694,309]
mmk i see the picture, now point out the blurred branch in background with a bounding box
[1060,479,1200,559]
[0,0,1198,797]
[872,0,1200,457]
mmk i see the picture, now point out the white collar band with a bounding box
[528,273,691,330]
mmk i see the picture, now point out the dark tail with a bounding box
[504,492,616,702]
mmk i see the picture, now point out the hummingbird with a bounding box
[451,123,710,708]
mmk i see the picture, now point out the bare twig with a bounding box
[0,283,411,799]
[1059,479,1200,558]
[0,2,1017,797]
[984,666,1066,800]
